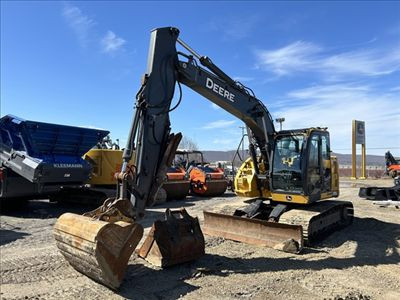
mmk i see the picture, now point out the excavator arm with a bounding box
[125,27,276,219]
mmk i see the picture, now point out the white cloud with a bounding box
[273,84,400,155]
[256,41,400,80]
[62,3,95,47]
[257,41,321,76]
[287,84,371,101]
[323,49,400,77]
[101,30,126,54]
[202,120,236,129]
[62,4,126,56]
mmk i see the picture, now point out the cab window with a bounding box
[272,134,305,193]
[307,135,321,191]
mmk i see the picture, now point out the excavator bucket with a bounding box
[54,213,143,289]
[138,208,205,267]
[202,211,303,253]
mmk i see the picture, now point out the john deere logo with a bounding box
[286,195,292,201]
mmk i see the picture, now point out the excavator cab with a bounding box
[270,128,338,203]
[235,128,339,202]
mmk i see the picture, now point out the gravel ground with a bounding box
[1,178,399,300]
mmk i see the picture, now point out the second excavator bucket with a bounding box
[54,213,143,289]
[138,208,205,267]
[203,211,303,253]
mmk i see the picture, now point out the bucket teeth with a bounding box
[138,208,205,267]
[54,213,143,289]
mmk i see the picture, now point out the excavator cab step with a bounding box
[138,208,205,267]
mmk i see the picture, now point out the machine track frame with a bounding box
[203,199,354,253]
[279,200,354,244]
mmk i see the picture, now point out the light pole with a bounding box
[275,117,285,131]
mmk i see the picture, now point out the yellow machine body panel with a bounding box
[271,191,337,204]
[331,155,340,197]
[234,157,271,198]
[83,149,129,186]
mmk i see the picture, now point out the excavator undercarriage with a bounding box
[203,199,353,253]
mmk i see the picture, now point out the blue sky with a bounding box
[1,1,399,155]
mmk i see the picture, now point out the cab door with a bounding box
[306,132,331,202]
[320,134,332,193]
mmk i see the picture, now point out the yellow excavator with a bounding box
[54,27,353,290]
[206,128,346,250]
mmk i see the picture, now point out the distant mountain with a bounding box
[202,150,385,167]
[202,150,237,163]
[333,153,384,166]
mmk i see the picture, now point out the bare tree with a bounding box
[179,136,198,150]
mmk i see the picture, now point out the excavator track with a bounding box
[279,200,354,245]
